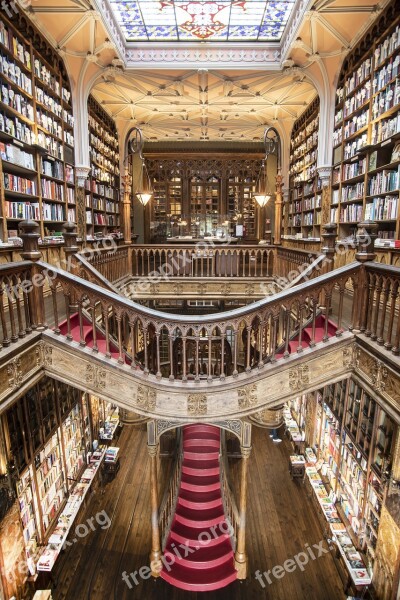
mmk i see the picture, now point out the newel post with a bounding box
[321,223,337,273]
[235,444,252,579]
[62,222,78,273]
[148,442,162,576]
[354,221,378,332]
[19,220,45,330]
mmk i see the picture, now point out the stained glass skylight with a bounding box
[108,1,296,42]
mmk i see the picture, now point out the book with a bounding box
[391,142,400,162]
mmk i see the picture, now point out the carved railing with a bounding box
[4,257,400,375]
[220,432,240,546]
[275,246,321,279]
[33,260,362,378]
[79,242,329,285]
[80,244,131,284]
[159,431,183,549]
[358,263,400,353]
[131,244,275,278]
[0,262,35,348]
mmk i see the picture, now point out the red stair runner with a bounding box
[58,313,131,364]
[161,424,237,591]
[275,314,337,359]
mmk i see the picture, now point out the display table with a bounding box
[37,448,106,573]
[289,455,306,479]
[102,447,120,479]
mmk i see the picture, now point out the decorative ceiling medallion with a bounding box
[109,0,295,42]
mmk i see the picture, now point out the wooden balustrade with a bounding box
[158,432,183,549]
[220,432,240,545]
[130,244,275,279]
[2,257,400,375]
[81,244,131,283]
[275,246,321,279]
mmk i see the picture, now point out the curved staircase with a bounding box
[275,314,337,359]
[161,424,237,592]
[59,313,131,364]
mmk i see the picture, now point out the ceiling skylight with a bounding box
[108,1,296,42]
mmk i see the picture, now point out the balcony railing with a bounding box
[1,221,397,385]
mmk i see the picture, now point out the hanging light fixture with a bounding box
[254,128,278,207]
[135,157,153,206]
[253,156,272,208]
[128,127,153,206]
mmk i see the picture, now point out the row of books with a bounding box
[0,141,34,169]
[0,112,34,144]
[368,167,399,195]
[370,112,400,145]
[0,22,31,69]
[365,195,398,220]
[85,179,117,198]
[345,57,371,95]
[3,172,36,195]
[41,179,64,201]
[1,84,34,121]
[0,53,32,94]
[343,110,369,140]
[342,158,366,181]
[342,182,364,202]
[6,201,65,221]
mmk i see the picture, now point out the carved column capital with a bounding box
[147,444,158,457]
[75,166,91,187]
[317,166,332,187]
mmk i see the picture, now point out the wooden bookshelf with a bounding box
[316,378,396,573]
[0,12,75,242]
[86,96,120,241]
[332,5,400,243]
[285,97,321,242]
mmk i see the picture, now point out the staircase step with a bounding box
[183,448,220,461]
[164,539,234,569]
[183,425,220,437]
[180,473,221,492]
[179,489,222,510]
[161,559,237,592]
[182,459,220,476]
[183,438,220,449]
[175,504,225,528]
[168,521,232,548]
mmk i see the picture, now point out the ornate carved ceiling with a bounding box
[24,0,388,142]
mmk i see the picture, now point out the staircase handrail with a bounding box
[219,431,240,546]
[36,259,362,326]
[158,430,183,550]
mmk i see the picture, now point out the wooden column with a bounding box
[274,168,283,245]
[122,168,132,245]
[19,220,45,330]
[235,444,251,579]
[355,221,378,333]
[321,223,337,273]
[148,443,162,576]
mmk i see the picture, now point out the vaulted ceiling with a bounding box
[25,0,387,142]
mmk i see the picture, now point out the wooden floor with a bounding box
[50,425,346,600]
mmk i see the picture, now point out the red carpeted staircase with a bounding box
[161,424,237,591]
[275,314,337,359]
[59,313,131,364]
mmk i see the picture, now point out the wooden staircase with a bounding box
[161,424,237,592]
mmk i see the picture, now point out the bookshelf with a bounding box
[86,96,120,241]
[332,13,400,243]
[0,12,76,242]
[314,378,396,572]
[286,97,321,242]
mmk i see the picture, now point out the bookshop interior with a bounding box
[1,1,400,599]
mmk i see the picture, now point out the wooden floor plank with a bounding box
[51,424,347,600]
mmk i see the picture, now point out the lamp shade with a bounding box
[254,194,271,207]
